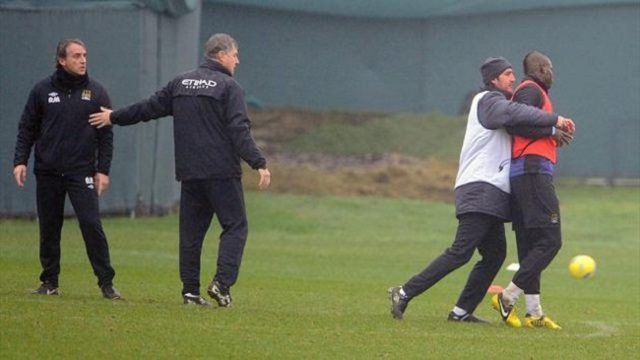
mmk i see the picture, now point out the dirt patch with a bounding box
[245,108,458,203]
[249,107,388,154]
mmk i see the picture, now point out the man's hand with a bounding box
[88,107,113,128]
[258,168,271,190]
[94,172,110,196]
[553,128,573,147]
[13,165,27,187]
[556,116,576,134]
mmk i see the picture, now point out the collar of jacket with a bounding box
[52,68,89,91]
[522,75,549,92]
[199,58,233,77]
[482,84,512,99]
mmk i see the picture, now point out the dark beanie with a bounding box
[480,57,512,84]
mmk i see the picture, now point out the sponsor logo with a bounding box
[181,79,217,89]
[48,92,60,103]
[81,89,92,101]
[498,296,510,319]
[85,176,95,190]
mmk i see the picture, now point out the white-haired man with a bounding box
[89,33,271,307]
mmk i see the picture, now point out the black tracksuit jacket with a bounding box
[14,70,113,176]
[110,58,266,181]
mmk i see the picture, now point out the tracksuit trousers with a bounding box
[510,173,562,294]
[35,173,116,288]
[179,178,248,295]
[403,212,506,314]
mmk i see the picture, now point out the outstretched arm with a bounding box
[507,125,573,146]
[88,85,173,128]
[89,107,113,128]
[509,83,575,137]
[478,92,575,133]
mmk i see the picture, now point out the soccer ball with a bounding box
[568,255,596,279]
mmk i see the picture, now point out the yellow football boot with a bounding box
[491,293,522,328]
[524,314,562,330]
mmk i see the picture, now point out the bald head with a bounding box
[523,51,554,88]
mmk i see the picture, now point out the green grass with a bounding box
[282,112,467,160]
[1,186,639,359]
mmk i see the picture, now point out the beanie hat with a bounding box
[481,57,512,84]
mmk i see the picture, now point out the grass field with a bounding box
[1,185,638,359]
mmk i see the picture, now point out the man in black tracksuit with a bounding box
[13,39,120,299]
[89,33,271,307]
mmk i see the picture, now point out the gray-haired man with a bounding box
[89,33,271,307]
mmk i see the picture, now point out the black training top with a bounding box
[111,58,266,181]
[14,69,113,176]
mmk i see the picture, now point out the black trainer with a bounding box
[183,293,212,307]
[32,282,59,295]
[101,285,122,300]
[207,280,232,307]
[447,311,490,324]
[389,286,409,320]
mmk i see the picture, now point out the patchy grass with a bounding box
[247,108,465,202]
[244,156,458,202]
[279,111,467,160]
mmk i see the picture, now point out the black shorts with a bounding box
[510,173,560,230]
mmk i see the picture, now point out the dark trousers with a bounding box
[510,174,562,294]
[403,213,506,314]
[35,173,115,288]
[179,178,248,295]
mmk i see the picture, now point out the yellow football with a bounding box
[568,255,596,279]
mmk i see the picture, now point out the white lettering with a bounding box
[181,79,217,89]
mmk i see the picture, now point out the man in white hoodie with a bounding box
[389,57,575,322]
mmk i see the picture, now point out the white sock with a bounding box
[452,306,468,317]
[502,282,523,306]
[399,287,407,297]
[525,294,543,317]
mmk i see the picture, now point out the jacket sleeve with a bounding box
[506,125,553,138]
[111,84,173,125]
[505,84,553,139]
[13,87,41,167]
[513,85,543,108]
[96,86,113,175]
[477,91,557,130]
[224,82,267,170]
